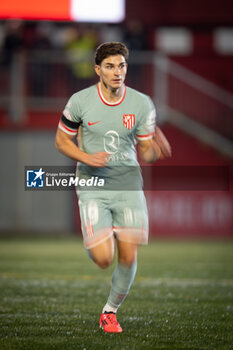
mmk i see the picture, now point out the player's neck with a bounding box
[99,82,125,104]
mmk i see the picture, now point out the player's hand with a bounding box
[85,152,109,167]
[153,126,172,159]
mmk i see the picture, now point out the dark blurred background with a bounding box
[0,0,232,237]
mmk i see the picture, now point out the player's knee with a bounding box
[89,251,114,269]
[95,256,113,269]
[88,237,115,269]
[119,255,136,267]
[118,247,137,266]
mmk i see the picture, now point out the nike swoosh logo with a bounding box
[88,121,101,126]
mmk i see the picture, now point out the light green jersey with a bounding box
[61,83,156,189]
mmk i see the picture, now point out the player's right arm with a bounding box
[55,95,109,167]
[55,127,108,168]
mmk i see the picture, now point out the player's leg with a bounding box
[78,193,114,254]
[103,239,138,311]
[100,191,148,333]
[117,239,138,266]
[99,238,138,333]
[78,192,124,332]
[88,236,115,269]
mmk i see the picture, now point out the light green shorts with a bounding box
[77,190,149,249]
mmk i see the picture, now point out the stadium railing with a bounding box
[0,49,233,158]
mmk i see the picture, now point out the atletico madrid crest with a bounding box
[123,114,135,130]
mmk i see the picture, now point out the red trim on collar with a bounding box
[97,83,126,106]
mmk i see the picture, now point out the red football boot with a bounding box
[99,312,123,333]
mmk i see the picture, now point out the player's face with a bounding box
[95,55,128,90]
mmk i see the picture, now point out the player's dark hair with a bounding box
[95,42,129,65]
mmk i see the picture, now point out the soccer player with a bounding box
[55,42,171,333]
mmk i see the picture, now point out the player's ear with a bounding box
[95,65,101,77]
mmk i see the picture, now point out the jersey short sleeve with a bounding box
[58,93,82,135]
[135,96,156,141]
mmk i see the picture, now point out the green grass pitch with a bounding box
[0,237,232,350]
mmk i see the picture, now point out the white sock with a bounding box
[102,303,118,314]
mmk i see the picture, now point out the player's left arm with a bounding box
[138,127,172,163]
[153,126,172,159]
[136,96,171,162]
[138,138,161,163]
